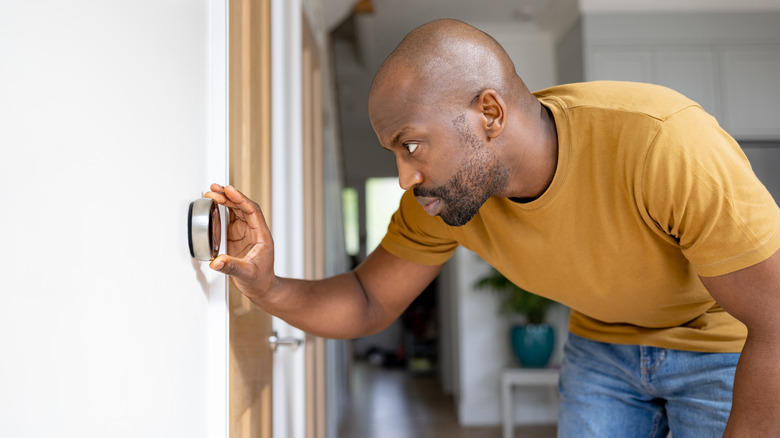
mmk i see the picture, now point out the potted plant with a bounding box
[475,267,556,368]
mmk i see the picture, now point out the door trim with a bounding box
[301,12,327,438]
[228,0,275,436]
[208,0,230,436]
[271,1,308,438]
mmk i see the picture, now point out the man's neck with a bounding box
[503,102,559,201]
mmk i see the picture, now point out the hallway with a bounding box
[338,362,557,438]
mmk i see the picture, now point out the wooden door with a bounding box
[228,0,275,437]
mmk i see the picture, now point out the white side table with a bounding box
[501,368,560,438]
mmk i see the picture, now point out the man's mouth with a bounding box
[416,196,443,216]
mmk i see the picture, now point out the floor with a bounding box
[338,362,557,438]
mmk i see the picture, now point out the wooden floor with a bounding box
[338,362,557,438]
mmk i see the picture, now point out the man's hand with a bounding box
[202,184,443,339]
[205,184,276,301]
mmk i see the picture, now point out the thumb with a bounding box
[209,254,253,278]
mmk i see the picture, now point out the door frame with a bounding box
[271,1,308,438]
[224,2,330,437]
[301,11,327,438]
[227,0,275,437]
[208,0,230,436]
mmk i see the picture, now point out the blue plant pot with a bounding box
[511,324,555,368]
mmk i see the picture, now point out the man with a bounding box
[206,19,780,437]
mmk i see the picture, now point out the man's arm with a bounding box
[699,248,780,437]
[205,184,442,339]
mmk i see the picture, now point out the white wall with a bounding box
[556,17,584,85]
[440,248,568,426]
[472,22,558,93]
[0,1,227,437]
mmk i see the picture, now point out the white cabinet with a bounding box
[587,46,721,120]
[720,46,780,139]
[589,49,652,82]
[581,12,780,140]
[654,49,719,119]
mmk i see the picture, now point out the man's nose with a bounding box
[396,156,423,191]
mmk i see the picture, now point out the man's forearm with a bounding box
[698,250,780,437]
[723,332,780,437]
[249,271,387,339]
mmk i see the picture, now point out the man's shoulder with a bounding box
[534,81,700,121]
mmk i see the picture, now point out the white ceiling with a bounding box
[346,0,579,75]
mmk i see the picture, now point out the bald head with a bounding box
[370,19,532,113]
[367,20,559,208]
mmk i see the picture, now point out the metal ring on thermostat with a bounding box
[188,198,221,261]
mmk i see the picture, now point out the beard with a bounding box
[414,116,510,227]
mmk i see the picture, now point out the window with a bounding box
[341,187,360,256]
[365,177,405,254]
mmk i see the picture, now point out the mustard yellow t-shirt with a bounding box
[380,81,780,353]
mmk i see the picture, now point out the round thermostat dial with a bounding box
[188,198,221,261]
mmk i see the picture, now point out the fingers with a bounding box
[222,186,272,238]
[222,185,258,214]
[206,183,274,245]
[206,185,261,219]
[205,185,238,208]
[210,254,254,279]
[205,184,255,213]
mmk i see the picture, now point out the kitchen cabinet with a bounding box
[587,45,721,122]
[720,46,780,139]
[576,12,780,140]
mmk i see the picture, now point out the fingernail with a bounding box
[212,260,224,270]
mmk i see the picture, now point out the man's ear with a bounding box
[477,89,507,139]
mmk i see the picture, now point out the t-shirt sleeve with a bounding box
[379,190,459,266]
[640,106,780,277]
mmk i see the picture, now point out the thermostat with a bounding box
[188,198,221,261]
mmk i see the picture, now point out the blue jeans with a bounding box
[558,333,740,438]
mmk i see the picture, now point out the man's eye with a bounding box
[404,143,419,154]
